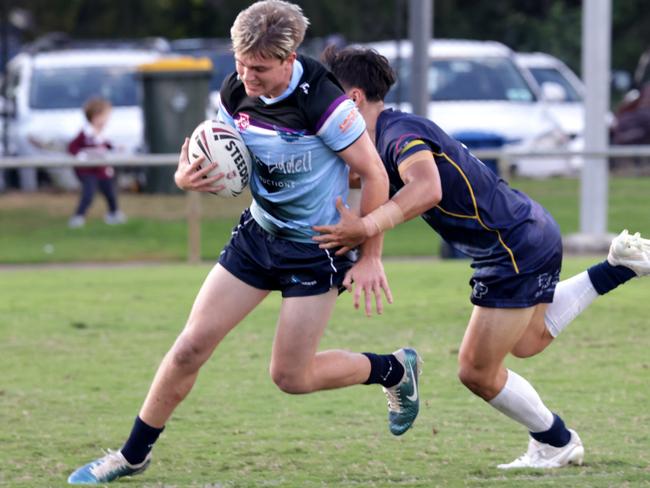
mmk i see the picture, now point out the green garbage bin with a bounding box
[138,57,213,193]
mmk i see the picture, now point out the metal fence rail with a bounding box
[2,145,650,169]
[2,146,650,261]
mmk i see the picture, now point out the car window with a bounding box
[387,57,535,103]
[29,66,139,109]
[528,67,582,102]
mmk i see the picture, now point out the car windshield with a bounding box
[528,67,582,102]
[29,66,139,109]
[387,57,536,103]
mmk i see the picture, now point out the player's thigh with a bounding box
[183,263,269,347]
[510,303,554,357]
[271,288,339,372]
[459,305,537,370]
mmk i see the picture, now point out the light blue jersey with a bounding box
[217,56,366,242]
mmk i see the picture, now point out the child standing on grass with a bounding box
[68,97,126,228]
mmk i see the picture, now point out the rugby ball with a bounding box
[188,120,252,197]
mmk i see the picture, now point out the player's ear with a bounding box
[347,88,363,106]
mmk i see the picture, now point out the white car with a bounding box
[363,39,571,177]
[2,43,164,190]
[515,51,585,142]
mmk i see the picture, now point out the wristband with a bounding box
[361,200,405,237]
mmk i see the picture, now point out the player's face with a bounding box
[235,52,296,98]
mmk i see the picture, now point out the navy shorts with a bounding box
[469,204,563,308]
[218,210,356,297]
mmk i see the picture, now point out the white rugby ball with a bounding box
[188,120,252,198]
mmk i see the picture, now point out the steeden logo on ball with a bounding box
[188,120,252,198]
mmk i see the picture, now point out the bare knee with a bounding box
[170,335,210,373]
[457,361,501,401]
[269,365,312,394]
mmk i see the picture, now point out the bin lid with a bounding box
[138,56,213,73]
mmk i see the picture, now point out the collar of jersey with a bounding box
[259,59,304,105]
[82,123,106,142]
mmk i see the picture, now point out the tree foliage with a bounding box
[7,0,650,74]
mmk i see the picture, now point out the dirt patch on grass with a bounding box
[1,190,250,220]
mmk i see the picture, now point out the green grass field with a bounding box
[1,260,649,487]
[1,176,650,263]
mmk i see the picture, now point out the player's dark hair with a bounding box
[322,45,396,102]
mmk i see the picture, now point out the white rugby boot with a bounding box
[497,429,584,469]
[68,449,151,484]
[607,229,650,276]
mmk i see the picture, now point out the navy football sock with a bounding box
[121,416,164,465]
[587,260,636,295]
[530,413,571,447]
[362,352,405,388]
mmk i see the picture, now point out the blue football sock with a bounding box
[121,416,164,465]
[587,260,636,295]
[362,352,405,388]
[530,413,571,447]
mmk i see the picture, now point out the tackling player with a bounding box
[316,45,650,469]
[67,2,420,484]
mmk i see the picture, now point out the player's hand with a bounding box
[342,255,393,316]
[312,197,368,255]
[174,138,226,193]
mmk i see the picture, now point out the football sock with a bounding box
[587,260,636,295]
[120,416,164,465]
[544,271,599,337]
[530,413,572,448]
[488,369,554,433]
[362,352,405,388]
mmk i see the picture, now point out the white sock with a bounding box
[545,271,599,337]
[488,369,554,433]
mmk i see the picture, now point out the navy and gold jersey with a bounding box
[375,108,562,284]
[217,56,365,242]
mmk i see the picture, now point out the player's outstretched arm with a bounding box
[174,138,226,193]
[313,151,442,253]
[335,131,392,316]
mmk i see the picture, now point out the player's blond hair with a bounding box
[230,0,309,60]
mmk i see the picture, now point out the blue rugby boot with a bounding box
[68,450,150,484]
[383,348,422,436]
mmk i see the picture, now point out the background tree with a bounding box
[7,0,650,78]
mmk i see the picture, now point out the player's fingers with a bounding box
[353,281,362,310]
[202,170,225,184]
[195,161,217,178]
[373,283,384,315]
[188,154,206,171]
[382,277,394,304]
[363,286,373,317]
[312,224,334,234]
[317,241,341,250]
[342,271,353,292]
[312,232,335,243]
[208,184,227,194]
[335,196,346,212]
[334,245,352,256]
[179,138,191,165]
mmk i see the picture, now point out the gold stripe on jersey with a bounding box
[397,151,435,177]
[398,139,428,157]
[433,151,519,274]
